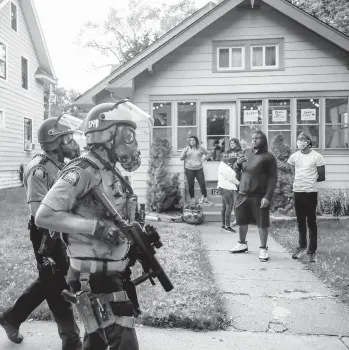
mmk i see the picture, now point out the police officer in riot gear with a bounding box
[35,100,154,350]
[0,115,82,350]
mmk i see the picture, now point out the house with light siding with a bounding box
[74,0,349,206]
[0,0,56,189]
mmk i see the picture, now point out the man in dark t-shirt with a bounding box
[230,131,277,262]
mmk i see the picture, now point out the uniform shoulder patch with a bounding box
[61,170,80,188]
[33,166,47,179]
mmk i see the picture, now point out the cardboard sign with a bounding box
[243,110,259,123]
[301,109,316,121]
[272,110,287,123]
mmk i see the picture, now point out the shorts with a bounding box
[235,193,270,228]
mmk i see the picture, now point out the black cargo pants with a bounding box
[67,269,139,350]
[4,218,81,350]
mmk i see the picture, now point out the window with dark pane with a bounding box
[268,99,291,147]
[11,2,17,32]
[177,102,197,150]
[0,42,6,80]
[24,118,32,143]
[296,99,320,148]
[265,46,276,66]
[152,102,172,144]
[218,48,229,68]
[21,57,28,89]
[325,98,349,149]
[240,100,263,149]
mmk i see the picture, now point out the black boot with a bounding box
[0,313,24,344]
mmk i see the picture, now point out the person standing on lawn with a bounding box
[288,132,326,263]
[180,136,212,205]
[230,130,277,262]
[0,116,82,349]
[35,100,153,350]
[226,138,242,227]
[218,152,240,233]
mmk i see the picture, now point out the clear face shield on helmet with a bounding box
[50,114,86,159]
[94,99,154,172]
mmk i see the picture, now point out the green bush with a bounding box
[317,188,349,216]
[146,136,182,213]
[270,134,295,215]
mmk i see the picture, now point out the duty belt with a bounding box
[70,258,125,274]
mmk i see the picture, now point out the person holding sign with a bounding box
[288,132,325,263]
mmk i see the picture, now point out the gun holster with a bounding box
[62,290,133,333]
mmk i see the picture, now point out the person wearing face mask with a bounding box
[35,100,154,350]
[0,115,82,349]
[287,132,325,263]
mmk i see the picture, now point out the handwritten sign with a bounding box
[243,110,259,123]
[272,110,287,123]
[301,109,316,121]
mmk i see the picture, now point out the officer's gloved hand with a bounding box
[93,219,127,246]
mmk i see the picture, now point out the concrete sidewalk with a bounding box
[1,223,349,349]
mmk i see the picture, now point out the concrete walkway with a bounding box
[1,223,349,349]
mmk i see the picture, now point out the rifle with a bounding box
[91,186,174,292]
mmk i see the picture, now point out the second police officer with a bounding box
[0,115,83,350]
[35,100,154,350]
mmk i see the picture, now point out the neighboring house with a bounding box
[74,0,349,205]
[0,0,56,189]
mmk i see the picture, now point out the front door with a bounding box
[200,102,237,181]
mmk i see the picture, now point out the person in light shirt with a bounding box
[217,152,240,233]
[287,132,326,263]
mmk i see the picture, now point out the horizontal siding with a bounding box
[0,0,47,188]
[135,5,349,95]
[113,3,349,196]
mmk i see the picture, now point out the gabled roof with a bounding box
[75,0,349,107]
[1,0,56,82]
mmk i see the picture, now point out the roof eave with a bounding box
[19,0,57,80]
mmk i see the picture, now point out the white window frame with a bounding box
[152,101,173,146]
[151,100,199,152]
[0,40,8,81]
[176,101,198,151]
[0,109,6,129]
[251,44,279,70]
[21,55,29,90]
[10,2,18,33]
[216,46,245,71]
[324,97,349,149]
[23,116,33,146]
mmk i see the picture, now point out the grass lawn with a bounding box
[270,220,349,306]
[0,187,228,331]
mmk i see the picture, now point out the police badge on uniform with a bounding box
[62,170,80,187]
[33,167,46,178]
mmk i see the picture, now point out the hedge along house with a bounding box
[74,0,349,206]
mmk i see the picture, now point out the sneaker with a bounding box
[223,226,236,233]
[201,197,213,206]
[292,247,306,260]
[259,247,269,262]
[0,314,23,344]
[229,241,248,253]
[308,252,317,263]
[231,221,237,227]
[221,225,226,230]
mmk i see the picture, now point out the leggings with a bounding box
[185,168,207,198]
